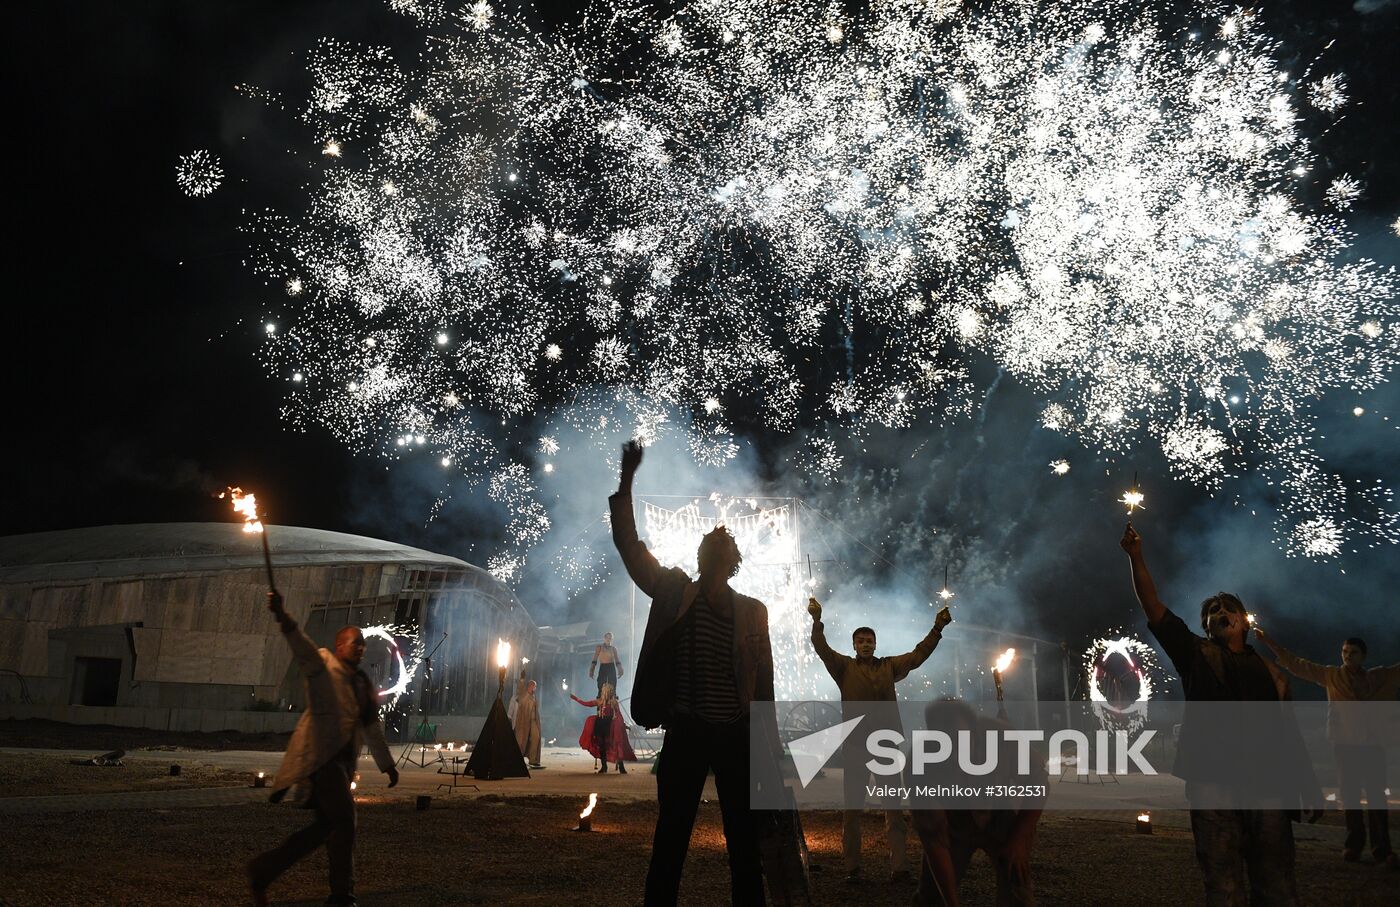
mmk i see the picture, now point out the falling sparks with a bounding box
[226,0,1398,571]
[175,150,223,197]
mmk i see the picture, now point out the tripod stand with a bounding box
[398,631,448,769]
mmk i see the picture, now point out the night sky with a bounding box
[6,1,1399,670]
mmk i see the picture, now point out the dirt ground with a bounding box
[0,792,1395,906]
[0,718,291,753]
[0,752,249,797]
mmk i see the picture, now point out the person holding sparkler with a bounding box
[1253,629,1400,867]
[1119,523,1321,904]
[610,440,779,907]
[570,682,636,773]
[247,592,399,907]
[807,595,952,883]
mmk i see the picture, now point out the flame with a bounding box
[1246,612,1257,627]
[561,679,569,690]
[219,486,264,533]
[1120,488,1145,515]
[580,792,598,819]
[1137,812,1151,823]
[994,647,1016,673]
[496,638,511,668]
[938,587,954,602]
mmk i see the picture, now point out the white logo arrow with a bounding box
[788,715,865,788]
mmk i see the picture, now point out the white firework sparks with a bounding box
[175,150,223,197]
[1308,73,1348,113]
[1325,175,1363,210]
[233,0,1398,570]
[1049,459,1071,475]
[1084,634,1164,736]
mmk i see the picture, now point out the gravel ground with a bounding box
[0,793,1395,906]
[0,753,249,797]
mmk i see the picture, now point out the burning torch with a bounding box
[992,648,1016,720]
[221,487,277,595]
[495,639,511,699]
[575,792,598,832]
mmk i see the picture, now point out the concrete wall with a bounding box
[0,702,301,735]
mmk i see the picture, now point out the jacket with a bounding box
[1270,647,1400,745]
[271,622,395,800]
[609,492,775,730]
[811,619,943,702]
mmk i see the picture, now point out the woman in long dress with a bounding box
[570,683,636,773]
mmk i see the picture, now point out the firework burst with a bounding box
[229,0,1396,570]
[176,149,223,197]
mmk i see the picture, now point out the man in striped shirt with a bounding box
[610,440,779,907]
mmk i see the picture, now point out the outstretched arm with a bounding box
[888,606,952,682]
[1252,629,1329,687]
[609,441,665,597]
[1120,524,1167,625]
[808,598,849,681]
[570,694,600,708]
[267,592,324,676]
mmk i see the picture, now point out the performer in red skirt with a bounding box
[571,683,637,773]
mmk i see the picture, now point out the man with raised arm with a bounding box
[807,595,951,883]
[1254,629,1400,866]
[247,592,399,907]
[1120,523,1320,905]
[610,440,778,906]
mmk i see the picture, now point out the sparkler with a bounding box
[1120,472,1146,521]
[217,0,1398,567]
[219,487,277,594]
[938,564,954,604]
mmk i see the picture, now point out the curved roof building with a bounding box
[0,524,537,736]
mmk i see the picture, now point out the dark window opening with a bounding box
[71,657,122,707]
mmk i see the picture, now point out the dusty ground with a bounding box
[0,752,248,797]
[0,718,291,753]
[0,792,1395,906]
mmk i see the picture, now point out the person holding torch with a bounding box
[247,592,399,907]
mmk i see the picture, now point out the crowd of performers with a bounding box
[245,438,1399,907]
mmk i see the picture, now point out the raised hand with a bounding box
[807,597,823,621]
[621,439,644,477]
[935,606,953,631]
[1119,523,1142,556]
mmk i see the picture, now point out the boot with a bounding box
[617,761,627,774]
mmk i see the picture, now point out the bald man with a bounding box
[248,592,399,907]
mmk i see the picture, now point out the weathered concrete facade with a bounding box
[0,523,537,735]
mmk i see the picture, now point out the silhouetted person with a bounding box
[911,699,1044,906]
[1255,629,1400,866]
[808,595,951,882]
[611,440,777,906]
[1121,524,1320,905]
[248,592,398,907]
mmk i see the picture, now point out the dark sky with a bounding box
[4,1,1398,661]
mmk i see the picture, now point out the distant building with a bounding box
[0,523,537,738]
